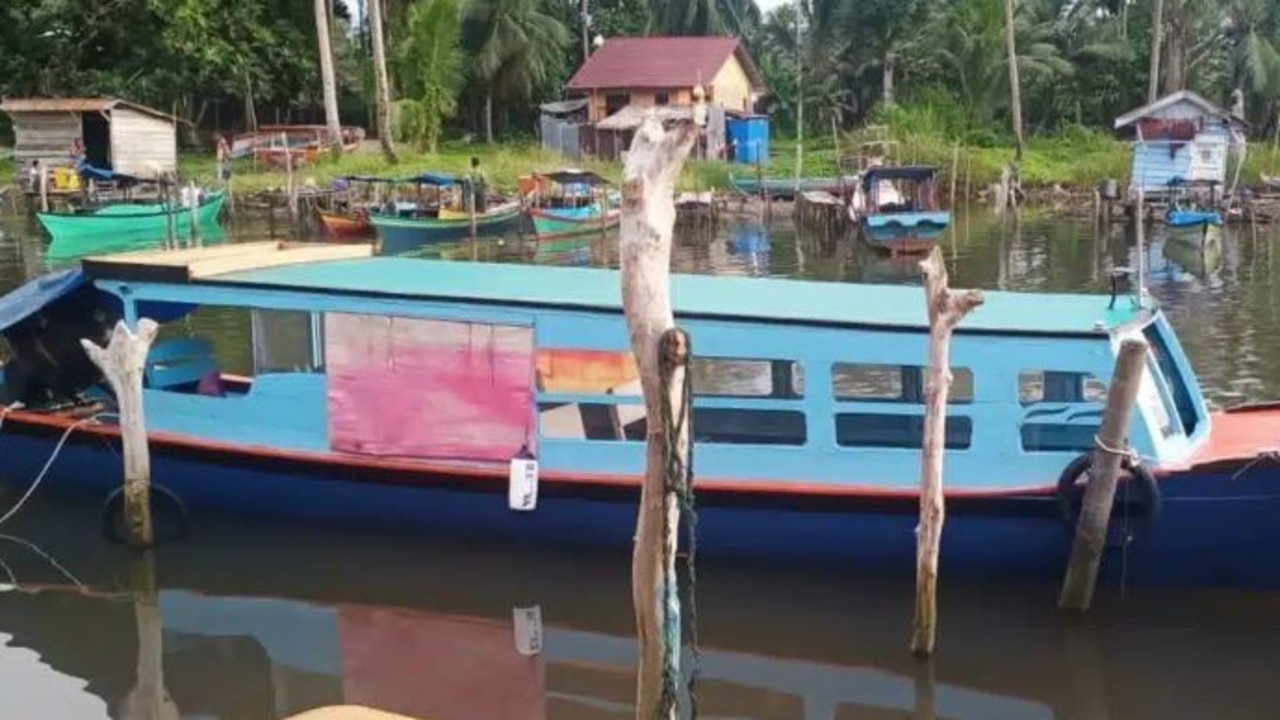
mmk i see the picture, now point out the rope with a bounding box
[0,417,95,529]
[1093,433,1141,465]
[657,327,699,720]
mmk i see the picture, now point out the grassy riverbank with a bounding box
[8,131,1279,200]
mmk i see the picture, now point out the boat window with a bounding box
[1018,370,1105,452]
[1018,371,1107,405]
[833,363,973,403]
[692,357,804,398]
[538,402,807,446]
[536,349,804,400]
[251,309,324,374]
[835,414,972,449]
[1141,324,1200,436]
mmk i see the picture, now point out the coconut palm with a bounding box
[463,0,570,143]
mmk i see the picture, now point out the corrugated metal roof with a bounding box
[566,36,764,92]
[0,97,175,123]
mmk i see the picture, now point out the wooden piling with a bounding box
[619,114,697,720]
[120,551,179,720]
[912,249,984,656]
[187,182,202,246]
[38,165,49,213]
[1058,337,1149,612]
[81,319,160,548]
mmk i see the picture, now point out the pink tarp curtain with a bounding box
[325,313,535,462]
[339,605,546,720]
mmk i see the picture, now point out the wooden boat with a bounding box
[37,190,226,249]
[850,166,950,254]
[520,169,620,240]
[317,207,373,238]
[370,201,523,253]
[1163,207,1223,249]
[4,243,1280,585]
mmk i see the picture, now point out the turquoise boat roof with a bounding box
[205,258,1146,335]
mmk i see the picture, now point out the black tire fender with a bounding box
[1056,452,1163,543]
[99,483,191,545]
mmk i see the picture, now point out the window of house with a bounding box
[605,93,629,117]
[654,92,670,106]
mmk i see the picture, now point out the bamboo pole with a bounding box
[81,319,160,548]
[1058,337,1149,612]
[619,114,697,720]
[912,249,984,656]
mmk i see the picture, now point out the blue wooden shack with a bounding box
[1113,90,1247,196]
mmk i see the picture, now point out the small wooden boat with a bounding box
[1163,206,1223,249]
[318,208,373,238]
[38,190,226,249]
[850,166,950,254]
[520,169,619,241]
[4,243,1280,586]
[370,202,523,252]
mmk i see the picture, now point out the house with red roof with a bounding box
[566,36,766,123]
[555,36,767,159]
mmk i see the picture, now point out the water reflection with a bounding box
[2,496,1280,719]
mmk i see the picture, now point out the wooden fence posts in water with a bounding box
[912,248,984,656]
[1059,337,1149,612]
[619,113,697,720]
[81,319,160,548]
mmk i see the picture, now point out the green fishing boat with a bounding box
[38,191,227,248]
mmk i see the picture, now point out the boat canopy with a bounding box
[541,170,611,186]
[339,172,460,186]
[0,269,87,333]
[862,165,939,189]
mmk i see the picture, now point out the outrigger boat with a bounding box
[521,170,620,240]
[850,166,950,254]
[2,244,1280,585]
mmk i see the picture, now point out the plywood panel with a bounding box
[110,107,176,176]
[325,314,536,462]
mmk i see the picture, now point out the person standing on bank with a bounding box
[469,156,488,213]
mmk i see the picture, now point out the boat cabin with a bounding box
[861,166,942,215]
[0,242,1214,497]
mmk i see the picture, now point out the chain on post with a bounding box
[656,327,699,719]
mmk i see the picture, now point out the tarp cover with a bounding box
[0,269,86,333]
[325,313,535,462]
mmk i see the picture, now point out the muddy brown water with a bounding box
[0,203,1278,718]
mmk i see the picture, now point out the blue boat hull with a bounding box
[4,420,1280,588]
[861,211,951,253]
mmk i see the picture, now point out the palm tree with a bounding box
[463,0,570,143]
[1004,0,1024,160]
[647,0,760,36]
[395,0,463,152]
[369,0,398,161]
[313,0,342,146]
[1149,0,1165,102]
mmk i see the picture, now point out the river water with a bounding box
[0,203,1279,718]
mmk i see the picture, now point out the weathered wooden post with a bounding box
[119,551,179,720]
[912,248,984,656]
[81,319,159,548]
[39,164,49,213]
[620,113,697,720]
[1058,337,1148,611]
[187,181,202,246]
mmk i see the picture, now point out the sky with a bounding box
[755,0,793,11]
